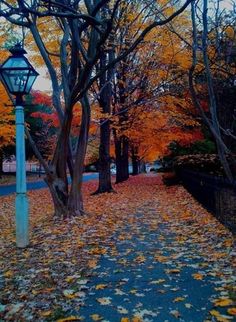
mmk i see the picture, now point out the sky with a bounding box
[33,67,52,92]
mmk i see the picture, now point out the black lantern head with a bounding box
[0,43,39,96]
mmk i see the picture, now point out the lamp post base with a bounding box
[15,192,29,248]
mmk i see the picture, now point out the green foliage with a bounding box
[169,139,216,157]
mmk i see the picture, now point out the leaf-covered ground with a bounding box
[0,175,235,321]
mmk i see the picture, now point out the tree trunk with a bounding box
[140,161,146,173]
[96,119,113,192]
[131,146,139,175]
[68,95,91,216]
[95,48,114,194]
[42,95,91,218]
[115,135,129,183]
[0,150,3,178]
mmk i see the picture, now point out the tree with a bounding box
[0,84,15,176]
[188,0,236,182]
[110,8,195,178]
[0,0,193,218]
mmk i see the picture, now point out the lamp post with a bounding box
[0,44,38,248]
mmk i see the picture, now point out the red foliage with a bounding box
[32,90,52,106]
[30,111,60,127]
[200,100,209,112]
[178,129,204,147]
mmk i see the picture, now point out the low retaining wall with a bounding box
[177,169,236,233]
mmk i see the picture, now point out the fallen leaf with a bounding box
[95,284,107,290]
[117,306,129,314]
[40,310,52,317]
[57,316,82,322]
[166,269,180,274]
[150,279,165,284]
[132,318,142,322]
[96,297,112,305]
[63,289,76,299]
[214,298,233,307]
[227,308,236,316]
[192,273,204,280]
[65,276,75,283]
[90,314,103,321]
[170,310,181,318]
[4,270,13,278]
[173,297,185,302]
[88,259,98,268]
[210,310,233,321]
[134,255,146,263]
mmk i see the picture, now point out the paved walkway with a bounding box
[77,197,235,321]
[79,226,215,321]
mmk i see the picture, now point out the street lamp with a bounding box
[0,44,38,248]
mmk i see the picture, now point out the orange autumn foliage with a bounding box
[0,84,15,150]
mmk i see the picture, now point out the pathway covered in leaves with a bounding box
[0,175,235,321]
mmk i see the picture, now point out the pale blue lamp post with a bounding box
[0,44,38,248]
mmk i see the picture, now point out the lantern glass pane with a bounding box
[1,69,30,94]
[3,57,29,69]
[25,71,38,93]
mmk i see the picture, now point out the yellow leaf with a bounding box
[90,314,103,321]
[88,259,98,268]
[57,316,82,322]
[95,284,107,290]
[210,310,234,322]
[41,311,52,317]
[88,247,107,255]
[4,270,13,278]
[154,255,168,262]
[132,318,142,322]
[134,255,146,263]
[214,298,233,307]
[121,318,130,322]
[223,239,232,247]
[63,290,76,299]
[65,276,75,283]
[173,297,185,302]
[192,273,204,280]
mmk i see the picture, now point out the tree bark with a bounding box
[68,94,91,216]
[40,95,90,218]
[0,150,3,178]
[131,145,139,175]
[140,161,146,173]
[95,48,114,193]
[115,135,129,183]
